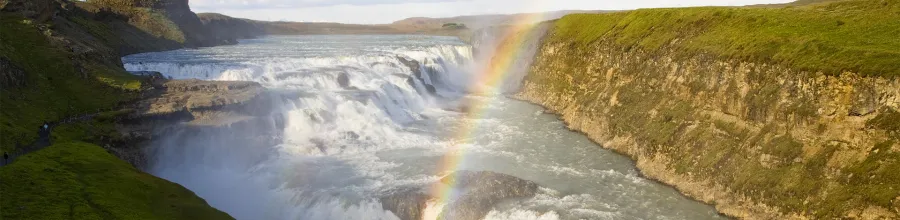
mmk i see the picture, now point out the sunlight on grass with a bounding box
[553,0,900,77]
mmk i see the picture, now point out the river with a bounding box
[122,35,726,220]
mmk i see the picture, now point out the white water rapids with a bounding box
[123,35,726,220]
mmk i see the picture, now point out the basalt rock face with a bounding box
[516,39,900,219]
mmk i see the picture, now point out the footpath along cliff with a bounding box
[514,0,900,219]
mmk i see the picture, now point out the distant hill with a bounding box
[263,21,404,35]
[192,10,608,39]
[746,0,847,8]
[389,10,607,32]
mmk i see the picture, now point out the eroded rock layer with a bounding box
[516,39,900,219]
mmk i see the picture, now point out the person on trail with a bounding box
[43,122,52,144]
[38,122,52,145]
[3,152,8,165]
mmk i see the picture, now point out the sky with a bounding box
[189,0,794,24]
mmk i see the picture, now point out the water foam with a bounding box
[129,36,474,219]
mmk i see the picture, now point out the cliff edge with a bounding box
[515,0,900,219]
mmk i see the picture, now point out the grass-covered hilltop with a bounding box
[554,0,900,78]
[517,0,900,219]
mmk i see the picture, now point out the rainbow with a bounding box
[428,11,551,213]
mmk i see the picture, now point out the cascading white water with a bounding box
[124,35,727,220]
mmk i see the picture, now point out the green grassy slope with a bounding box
[0,14,141,153]
[0,142,232,219]
[1,6,233,219]
[553,0,900,77]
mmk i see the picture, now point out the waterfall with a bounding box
[124,36,475,220]
[122,35,728,220]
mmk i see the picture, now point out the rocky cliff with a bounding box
[85,0,230,48]
[515,0,900,219]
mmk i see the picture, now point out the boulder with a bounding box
[380,188,431,220]
[378,171,540,220]
[437,171,539,220]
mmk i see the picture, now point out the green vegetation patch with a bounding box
[552,0,900,77]
[0,14,142,152]
[0,142,233,219]
[843,140,900,207]
[867,108,900,136]
[763,135,804,161]
[441,23,468,29]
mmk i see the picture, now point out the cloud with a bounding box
[191,0,794,24]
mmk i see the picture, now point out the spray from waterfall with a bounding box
[125,36,477,219]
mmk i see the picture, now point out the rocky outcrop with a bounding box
[379,171,540,220]
[516,39,900,219]
[398,56,438,95]
[104,73,274,168]
[437,171,539,220]
[88,0,226,48]
[144,0,220,47]
[130,76,267,124]
[380,188,431,220]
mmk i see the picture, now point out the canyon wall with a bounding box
[514,1,900,219]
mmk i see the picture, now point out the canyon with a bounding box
[1,0,898,219]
